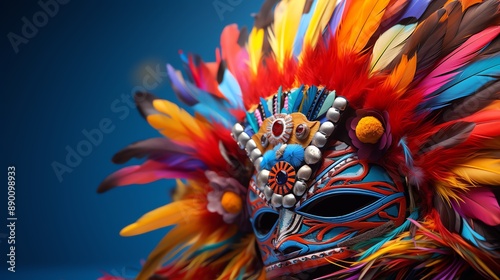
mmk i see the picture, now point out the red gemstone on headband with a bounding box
[272,120,284,137]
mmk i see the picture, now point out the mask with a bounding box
[236,92,407,278]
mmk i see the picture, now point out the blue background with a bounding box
[1,1,262,279]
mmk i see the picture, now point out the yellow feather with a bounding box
[270,0,306,68]
[218,235,260,280]
[136,223,199,280]
[247,27,264,75]
[153,99,203,136]
[371,23,416,72]
[453,157,500,186]
[339,0,391,53]
[120,199,200,236]
[145,99,207,143]
[436,176,469,204]
[303,0,337,48]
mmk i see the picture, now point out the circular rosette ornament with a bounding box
[347,110,392,161]
[268,161,296,195]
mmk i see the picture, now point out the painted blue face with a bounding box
[247,141,407,278]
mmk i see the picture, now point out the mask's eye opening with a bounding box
[254,211,279,236]
[298,193,378,217]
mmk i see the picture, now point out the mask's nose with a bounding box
[273,209,308,258]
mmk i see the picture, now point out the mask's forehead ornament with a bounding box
[232,87,349,210]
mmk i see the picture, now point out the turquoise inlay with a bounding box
[317,90,336,117]
[276,86,282,113]
[384,204,399,218]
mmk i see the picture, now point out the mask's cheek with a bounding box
[247,177,280,265]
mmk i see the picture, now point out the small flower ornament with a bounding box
[205,171,249,229]
[348,110,392,161]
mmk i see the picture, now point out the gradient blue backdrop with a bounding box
[1,1,262,279]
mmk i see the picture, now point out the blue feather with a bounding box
[179,52,189,63]
[398,137,414,168]
[292,0,318,56]
[288,85,305,113]
[245,111,259,133]
[461,217,485,247]
[218,69,243,109]
[423,56,500,111]
[301,85,318,115]
[328,0,346,36]
[194,235,237,255]
[357,210,419,260]
[166,64,198,106]
[307,88,327,119]
[186,83,236,126]
[260,97,272,118]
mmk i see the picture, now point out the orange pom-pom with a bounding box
[355,116,385,144]
[221,192,242,214]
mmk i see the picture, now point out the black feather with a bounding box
[134,92,160,119]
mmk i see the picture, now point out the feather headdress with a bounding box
[99,0,500,279]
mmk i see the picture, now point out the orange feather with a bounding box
[338,0,391,54]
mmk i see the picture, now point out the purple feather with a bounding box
[328,0,346,36]
[401,0,432,20]
[167,64,198,106]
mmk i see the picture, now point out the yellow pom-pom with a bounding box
[355,116,385,144]
[221,192,242,214]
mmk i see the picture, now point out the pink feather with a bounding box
[98,160,200,193]
[419,26,500,97]
[453,187,500,226]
